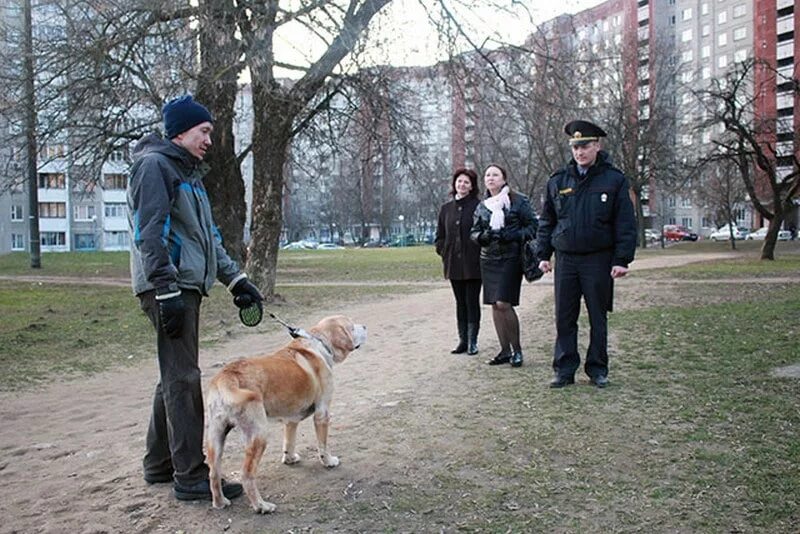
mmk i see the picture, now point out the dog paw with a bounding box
[254,500,276,514]
[321,455,340,468]
[282,453,301,465]
[212,496,231,509]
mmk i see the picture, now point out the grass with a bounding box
[0,248,443,390]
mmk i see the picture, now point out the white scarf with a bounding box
[484,185,510,230]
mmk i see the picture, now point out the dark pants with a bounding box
[139,289,208,486]
[553,250,613,379]
[450,279,482,325]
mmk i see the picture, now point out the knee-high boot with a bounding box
[451,320,468,354]
[467,323,479,355]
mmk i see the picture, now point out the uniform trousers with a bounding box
[139,289,209,486]
[553,250,613,379]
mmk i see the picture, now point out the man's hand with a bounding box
[231,277,264,309]
[538,260,552,274]
[156,288,185,338]
[611,265,629,278]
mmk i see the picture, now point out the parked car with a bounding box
[389,234,417,247]
[361,240,384,248]
[662,224,698,241]
[316,243,345,250]
[282,239,318,250]
[644,229,660,243]
[746,226,792,241]
[709,223,746,241]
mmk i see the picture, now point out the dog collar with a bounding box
[294,328,335,371]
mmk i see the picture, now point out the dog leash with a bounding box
[265,309,303,338]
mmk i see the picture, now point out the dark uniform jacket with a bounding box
[535,151,637,267]
[127,133,241,296]
[470,191,538,261]
[435,195,482,280]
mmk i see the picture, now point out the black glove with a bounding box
[156,287,185,339]
[477,229,500,246]
[500,227,523,242]
[231,277,264,309]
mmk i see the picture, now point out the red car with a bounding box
[662,225,699,241]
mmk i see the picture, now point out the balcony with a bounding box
[777,0,794,10]
[776,15,794,35]
[776,40,794,60]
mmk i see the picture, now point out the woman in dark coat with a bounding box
[470,164,538,367]
[435,168,482,355]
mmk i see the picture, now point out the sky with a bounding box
[272,0,607,77]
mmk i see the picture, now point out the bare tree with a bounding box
[694,58,800,260]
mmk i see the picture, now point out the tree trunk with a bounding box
[246,86,294,300]
[760,214,783,261]
[195,0,246,264]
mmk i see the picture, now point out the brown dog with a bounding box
[205,315,367,513]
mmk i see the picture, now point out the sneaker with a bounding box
[590,375,609,388]
[174,478,244,501]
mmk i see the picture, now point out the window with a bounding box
[735,49,748,62]
[681,197,692,208]
[702,45,711,58]
[682,134,693,146]
[12,234,25,251]
[40,232,66,246]
[682,50,694,62]
[733,27,746,40]
[718,33,728,46]
[733,4,746,18]
[11,205,23,221]
[682,8,692,20]
[104,173,127,190]
[37,172,65,189]
[681,29,693,42]
[702,66,711,79]
[104,203,126,218]
[701,3,709,15]
[702,217,713,228]
[104,231,130,249]
[718,55,728,69]
[682,71,694,83]
[702,24,711,36]
[682,217,693,229]
[74,204,96,221]
[718,11,727,24]
[39,202,66,218]
[702,130,712,143]
[74,234,96,250]
[668,196,677,208]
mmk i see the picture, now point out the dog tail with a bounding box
[210,374,262,406]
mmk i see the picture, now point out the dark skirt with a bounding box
[480,256,523,306]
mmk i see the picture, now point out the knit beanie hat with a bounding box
[162,95,214,139]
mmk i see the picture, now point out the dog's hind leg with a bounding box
[206,402,233,509]
[281,421,301,464]
[239,404,276,514]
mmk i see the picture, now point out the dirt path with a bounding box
[0,253,736,533]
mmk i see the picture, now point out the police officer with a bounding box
[535,120,637,388]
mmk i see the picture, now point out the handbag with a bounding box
[521,239,544,282]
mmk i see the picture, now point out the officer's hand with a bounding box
[156,288,185,338]
[611,265,629,278]
[231,277,264,308]
[538,260,552,273]
[477,230,498,246]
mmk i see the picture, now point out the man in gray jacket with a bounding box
[127,95,262,502]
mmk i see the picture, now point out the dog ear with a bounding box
[330,317,355,362]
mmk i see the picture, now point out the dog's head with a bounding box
[309,315,367,363]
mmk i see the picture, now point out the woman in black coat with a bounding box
[470,164,538,367]
[435,168,482,355]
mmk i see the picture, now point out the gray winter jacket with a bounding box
[127,133,241,296]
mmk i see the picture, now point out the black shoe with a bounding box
[486,351,511,365]
[174,478,244,501]
[590,375,609,388]
[450,340,468,354]
[549,375,575,388]
[509,350,523,367]
[144,471,173,484]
